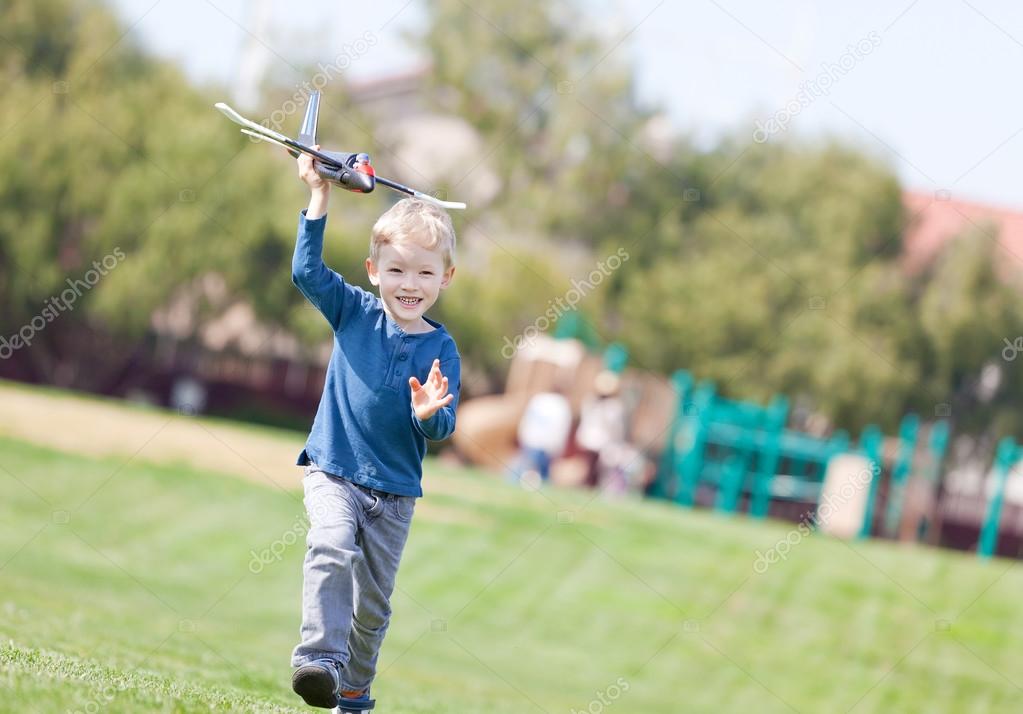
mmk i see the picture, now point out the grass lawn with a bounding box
[1,425,1022,713]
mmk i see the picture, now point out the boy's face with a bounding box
[366,240,454,332]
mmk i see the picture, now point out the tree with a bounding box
[0,0,360,388]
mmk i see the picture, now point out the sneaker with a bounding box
[291,658,341,709]
[337,688,375,713]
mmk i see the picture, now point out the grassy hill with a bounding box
[1,394,1022,712]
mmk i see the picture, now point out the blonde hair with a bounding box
[370,198,456,269]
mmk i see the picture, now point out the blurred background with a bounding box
[4,1,1023,712]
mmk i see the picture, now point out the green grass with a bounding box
[2,434,1023,713]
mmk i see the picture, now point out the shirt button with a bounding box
[399,353,408,361]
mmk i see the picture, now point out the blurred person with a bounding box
[514,385,573,487]
[575,370,628,488]
[599,441,647,496]
[288,148,461,710]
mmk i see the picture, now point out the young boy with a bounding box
[289,149,460,709]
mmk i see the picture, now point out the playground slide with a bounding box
[452,392,531,472]
[453,336,588,472]
[453,335,675,481]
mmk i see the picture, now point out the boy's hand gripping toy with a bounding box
[214,91,466,210]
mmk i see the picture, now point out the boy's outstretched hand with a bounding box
[410,359,454,421]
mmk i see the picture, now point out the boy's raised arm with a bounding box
[304,179,329,221]
[291,149,353,331]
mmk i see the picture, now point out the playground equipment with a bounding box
[978,437,1022,558]
[452,329,640,473]
[454,305,675,489]
[889,419,950,543]
[651,370,951,539]
[460,314,1023,560]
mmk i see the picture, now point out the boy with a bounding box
[289,148,460,710]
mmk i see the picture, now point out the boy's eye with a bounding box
[420,271,434,276]
[388,268,402,273]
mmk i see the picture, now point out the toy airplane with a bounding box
[214,91,466,210]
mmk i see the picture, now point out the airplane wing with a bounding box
[214,100,467,209]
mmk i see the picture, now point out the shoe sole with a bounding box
[292,665,337,709]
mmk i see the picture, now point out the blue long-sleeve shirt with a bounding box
[291,210,460,497]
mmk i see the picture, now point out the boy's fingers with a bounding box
[415,362,450,397]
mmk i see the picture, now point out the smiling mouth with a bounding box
[396,296,423,309]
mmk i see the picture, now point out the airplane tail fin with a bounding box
[298,90,320,147]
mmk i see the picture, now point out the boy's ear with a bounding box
[365,257,380,286]
[439,266,455,290]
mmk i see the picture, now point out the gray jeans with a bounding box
[291,462,416,691]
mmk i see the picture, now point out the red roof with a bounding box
[902,191,1023,273]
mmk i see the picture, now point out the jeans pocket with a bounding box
[304,472,359,529]
[392,496,416,522]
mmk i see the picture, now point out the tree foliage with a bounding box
[415,1,1023,435]
[3,0,1023,438]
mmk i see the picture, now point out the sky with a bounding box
[106,0,1023,209]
